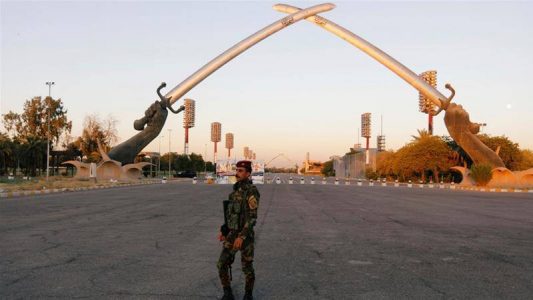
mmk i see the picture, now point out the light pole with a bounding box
[204,143,207,173]
[211,122,221,170]
[158,135,164,177]
[168,129,172,178]
[45,81,55,180]
[183,99,195,155]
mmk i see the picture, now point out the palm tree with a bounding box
[441,136,472,168]
[411,129,432,141]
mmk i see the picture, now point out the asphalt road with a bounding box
[1,182,533,299]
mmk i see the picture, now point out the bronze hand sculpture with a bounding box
[443,84,504,168]
[108,82,184,164]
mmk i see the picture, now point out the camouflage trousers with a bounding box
[217,236,255,292]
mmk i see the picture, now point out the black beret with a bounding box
[236,160,252,172]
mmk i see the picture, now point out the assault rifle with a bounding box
[220,200,230,238]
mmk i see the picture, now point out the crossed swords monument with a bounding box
[64,3,532,187]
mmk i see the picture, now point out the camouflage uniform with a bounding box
[217,179,260,293]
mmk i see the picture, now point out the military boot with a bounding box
[221,286,235,300]
[242,290,253,300]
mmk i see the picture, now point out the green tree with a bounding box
[0,132,13,175]
[411,128,432,141]
[321,160,335,177]
[2,111,21,138]
[517,149,533,170]
[205,161,215,172]
[160,153,180,173]
[4,137,24,176]
[441,136,473,168]
[2,96,72,145]
[2,96,72,176]
[167,153,208,172]
[392,144,417,180]
[175,154,192,171]
[392,129,454,182]
[470,164,493,186]
[365,167,379,180]
[376,150,396,178]
[477,134,522,170]
[189,153,206,171]
[19,136,47,176]
[76,114,118,162]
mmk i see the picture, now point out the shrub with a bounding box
[365,168,379,180]
[470,164,493,186]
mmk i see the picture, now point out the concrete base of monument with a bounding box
[63,160,152,182]
[451,166,533,189]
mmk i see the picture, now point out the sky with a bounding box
[1,1,532,167]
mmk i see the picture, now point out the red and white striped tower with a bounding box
[225,133,234,159]
[244,146,250,160]
[419,70,437,135]
[211,122,221,163]
[183,99,195,155]
[361,113,372,164]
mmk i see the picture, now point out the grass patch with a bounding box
[470,164,493,187]
[0,176,133,193]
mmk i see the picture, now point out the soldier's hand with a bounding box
[233,237,243,250]
[218,232,225,241]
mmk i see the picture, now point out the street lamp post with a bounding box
[158,135,164,177]
[168,129,172,178]
[204,143,207,173]
[45,81,55,180]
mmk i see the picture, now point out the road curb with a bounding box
[261,178,533,194]
[0,181,161,199]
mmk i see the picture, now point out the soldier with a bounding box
[217,160,260,300]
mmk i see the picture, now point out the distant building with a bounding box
[331,147,377,179]
[302,152,323,175]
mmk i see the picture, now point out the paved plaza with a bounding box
[1,181,533,299]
